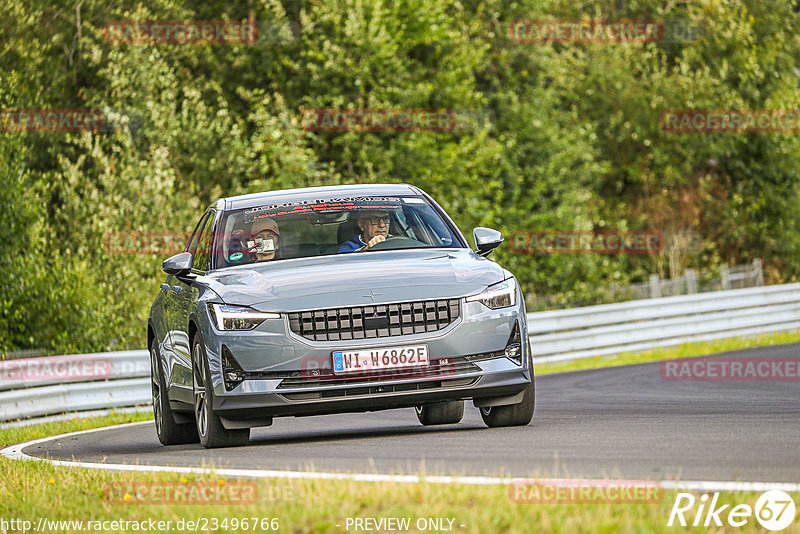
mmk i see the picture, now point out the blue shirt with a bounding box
[338,234,367,253]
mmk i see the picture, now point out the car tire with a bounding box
[479,378,535,428]
[150,339,199,445]
[192,336,250,449]
[415,400,464,425]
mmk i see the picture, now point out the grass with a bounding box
[2,412,799,533]
[534,330,800,376]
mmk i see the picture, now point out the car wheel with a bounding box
[150,338,198,445]
[192,336,250,449]
[479,378,535,428]
[415,400,464,425]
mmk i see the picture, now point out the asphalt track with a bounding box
[16,344,800,483]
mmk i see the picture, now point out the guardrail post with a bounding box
[721,266,730,290]
[754,258,764,286]
[685,269,697,294]
[649,274,661,298]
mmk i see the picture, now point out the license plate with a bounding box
[332,345,429,375]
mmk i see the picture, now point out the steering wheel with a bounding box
[367,236,428,251]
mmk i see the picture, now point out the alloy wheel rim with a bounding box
[193,344,207,438]
[150,347,162,435]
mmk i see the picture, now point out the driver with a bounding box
[249,217,281,261]
[338,210,390,252]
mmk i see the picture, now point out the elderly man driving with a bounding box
[338,210,390,252]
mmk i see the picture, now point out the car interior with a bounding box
[213,198,462,270]
[218,211,407,267]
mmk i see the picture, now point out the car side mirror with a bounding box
[162,252,194,276]
[473,227,504,257]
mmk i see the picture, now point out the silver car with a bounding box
[147,184,534,448]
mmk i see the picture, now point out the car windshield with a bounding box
[214,195,464,268]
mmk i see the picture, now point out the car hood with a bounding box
[204,249,506,312]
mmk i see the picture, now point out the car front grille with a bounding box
[242,351,502,385]
[280,377,479,401]
[275,356,483,388]
[287,298,461,342]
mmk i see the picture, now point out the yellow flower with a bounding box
[217,479,226,486]
[180,477,188,484]
[48,479,55,485]
[123,493,132,502]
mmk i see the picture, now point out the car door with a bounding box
[162,211,211,394]
[168,209,217,390]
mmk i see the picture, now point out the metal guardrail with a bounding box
[2,283,800,421]
[0,351,150,421]
[0,378,151,421]
[528,283,800,363]
[0,350,149,392]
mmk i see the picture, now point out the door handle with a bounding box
[170,285,183,295]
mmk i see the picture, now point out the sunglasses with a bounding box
[363,216,390,225]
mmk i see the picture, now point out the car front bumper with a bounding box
[213,356,531,422]
[199,292,532,423]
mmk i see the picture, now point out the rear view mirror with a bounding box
[162,252,193,276]
[473,227,504,257]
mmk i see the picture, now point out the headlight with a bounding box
[208,304,280,331]
[466,278,517,309]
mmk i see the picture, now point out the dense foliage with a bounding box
[2,0,799,354]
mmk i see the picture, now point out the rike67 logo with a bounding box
[668,490,796,531]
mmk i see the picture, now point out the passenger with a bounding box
[338,210,390,252]
[250,217,281,262]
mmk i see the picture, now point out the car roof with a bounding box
[221,183,422,211]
